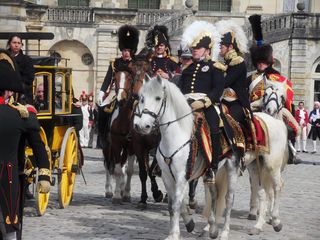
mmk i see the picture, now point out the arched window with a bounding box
[58,0,89,7]
[313,61,320,102]
[198,0,231,11]
[315,63,320,73]
[128,0,160,9]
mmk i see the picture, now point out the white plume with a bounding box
[182,21,221,61]
[215,19,248,53]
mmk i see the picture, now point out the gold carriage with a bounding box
[25,62,82,216]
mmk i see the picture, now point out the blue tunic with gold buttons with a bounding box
[179,59,225,133]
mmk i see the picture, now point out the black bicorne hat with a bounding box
[146,25,170,51]
[221,32,239,51]
[0,49,23,93]
[248,14,273,67]
[118,25,140,54]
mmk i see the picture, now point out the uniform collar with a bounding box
[224,49,237,62]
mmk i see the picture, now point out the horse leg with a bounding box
[123,154,135,202]
[137,154,148,209]
[112,148,125,204]
[105,167,113,198]
[249,184,267,235]
[148,157,163,202]
[270,170,283,232]
[180,195,195,233]
[188,179,198,210]
[220,159,238,240]
[247,162,259,220]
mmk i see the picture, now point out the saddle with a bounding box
[186,112,245,179]
[247,114,270,153]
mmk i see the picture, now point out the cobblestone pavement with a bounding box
[23,139,320,240]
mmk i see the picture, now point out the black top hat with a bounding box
[118,25,140,54]
[0,49,23,93]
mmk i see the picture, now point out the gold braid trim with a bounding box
[229,56,244,66]
[8,101,29,118]
[213,61,227,72]
[0,53,15,70]
[39,168,51,176]
[169,56,178,63]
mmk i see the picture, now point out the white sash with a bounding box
[249,73,264,95]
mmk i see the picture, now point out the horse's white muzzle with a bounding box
[133,115,154,135]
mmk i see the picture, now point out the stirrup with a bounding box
[203,169,215,184]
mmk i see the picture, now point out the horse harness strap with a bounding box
[262,86,283,113]
[158,138,192,181]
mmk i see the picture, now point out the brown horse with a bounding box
[103,58,163,205]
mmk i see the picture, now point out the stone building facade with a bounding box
[0,0,319,110]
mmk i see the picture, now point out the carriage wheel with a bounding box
[58,128,78,209]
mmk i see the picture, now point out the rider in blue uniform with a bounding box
[178,21,238,177]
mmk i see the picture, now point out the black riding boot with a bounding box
[205,132,221,181]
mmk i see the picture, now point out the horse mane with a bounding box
[145,76,194,132]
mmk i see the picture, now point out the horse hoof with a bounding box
[189,200,198,210]
[136,202,147,210]
[153,191,163,203]
[105,192,113,198]
[112,198,122,204]
[185,219,195,233]
[247,214,257,220]
[209,229,219,239]
[273,223,283,232]
[248,227,261,235]
[122,196,131,202]
[163,194,168,203]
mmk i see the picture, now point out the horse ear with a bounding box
[156,74,162,84]
[145,73,151,83]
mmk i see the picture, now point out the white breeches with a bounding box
[80,122,91,147]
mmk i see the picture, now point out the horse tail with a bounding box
[202,181,212,219]
[215,167,227,224]
[202,167,227,223]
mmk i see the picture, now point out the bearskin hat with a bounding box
[215,19,248,54]
[145,25,170,51]
[118,25,140,54]
[249,14,273,67]
[181,21,221,61]
[0,49,23,93]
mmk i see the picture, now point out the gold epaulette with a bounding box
[8,101,29,118]
[268,73,280,81]
[213,61,227,72]
[169,56,178,63]
[229,56,244,66]
[110,60,115,72]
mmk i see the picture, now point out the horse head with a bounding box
[130,56,152,98]
[262,80,286,116]
[114,70,133,107]
[134,75,166,135]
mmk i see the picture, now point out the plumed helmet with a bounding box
[215,19,248,54]
[145,25,170,51]
[248,14,273,67]
[178,42,192,58]
[181,21,221,60]
[118,25,140,54]
[0,49,23,93]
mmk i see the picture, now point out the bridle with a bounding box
[262,85,285,114]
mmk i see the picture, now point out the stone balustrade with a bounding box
[47,7,94,24]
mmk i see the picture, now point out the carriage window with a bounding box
[34,74,51,113]
[55,72,71,113]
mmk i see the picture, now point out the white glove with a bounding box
[98,91,105,106]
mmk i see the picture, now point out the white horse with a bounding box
[134,75,239,240]
[245,80,293,234]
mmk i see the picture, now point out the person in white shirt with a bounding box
[308,101,320,153]
[79,91,90,148]
[294,101,309,152]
